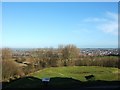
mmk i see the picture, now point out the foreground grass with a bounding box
[3,66,120,89]
[31,66,120,81]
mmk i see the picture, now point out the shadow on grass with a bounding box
[2,76,120,90]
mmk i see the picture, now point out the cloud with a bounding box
[106,12,117,20]
[99,21,117,35]
[83,17,107,22]
[83,12,118,35]
[98,12,118,35]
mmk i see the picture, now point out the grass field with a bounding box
[3,66,120,89]
[31,66,120,81]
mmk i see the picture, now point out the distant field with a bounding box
[31,66,120,81]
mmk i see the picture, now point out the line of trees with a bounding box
[1,45,119,82]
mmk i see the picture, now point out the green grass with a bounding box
[4,66,120,88]
[31,66,120,81]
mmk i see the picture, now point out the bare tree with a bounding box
[2,48,12,60]
[62,44,80,66]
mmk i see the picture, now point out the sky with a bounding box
[2,2,118,48]
[2,0,119,2]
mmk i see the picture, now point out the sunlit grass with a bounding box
[31,66,120,81]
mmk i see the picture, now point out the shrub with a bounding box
[2,60,23,81]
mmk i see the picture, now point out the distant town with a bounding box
[12,48,119,58]
[80,48,119,56]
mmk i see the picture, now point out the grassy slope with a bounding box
[31,66,120,81]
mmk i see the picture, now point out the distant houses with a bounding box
[12,48,119,59]
[80,48,119,56]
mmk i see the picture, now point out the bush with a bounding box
[15,57,26,63]
[2,60,23,81]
